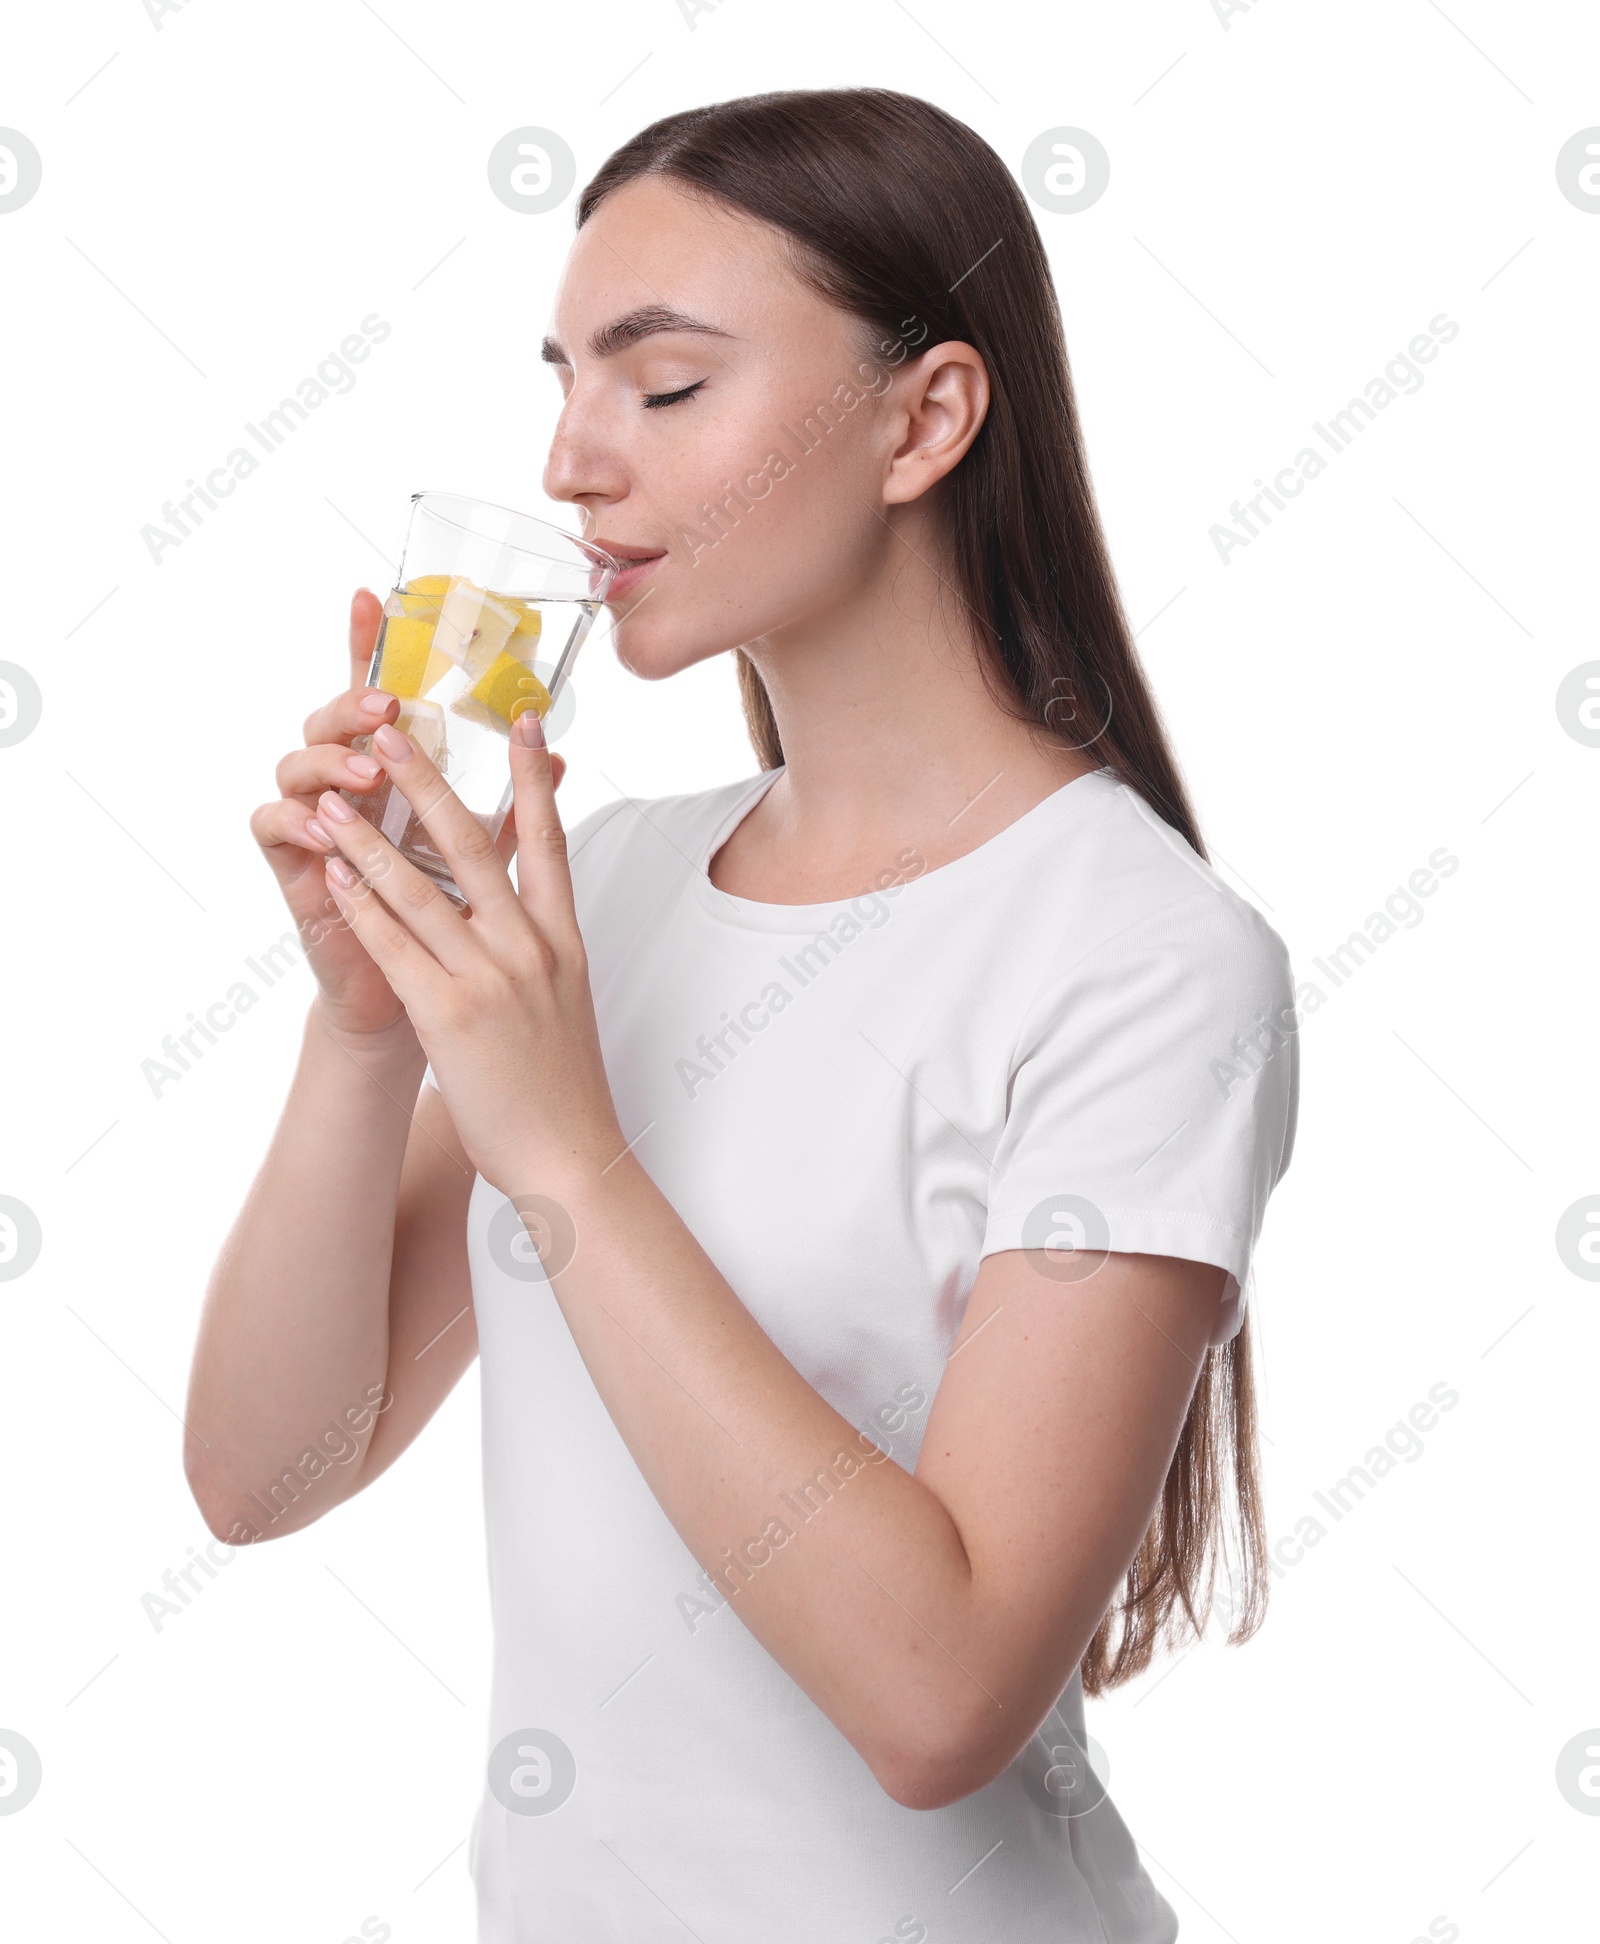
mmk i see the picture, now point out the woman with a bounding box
[186,88,1299,1943]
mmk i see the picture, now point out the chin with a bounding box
[608,605,745,683]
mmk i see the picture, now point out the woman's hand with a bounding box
[250,589,564,1050]
[308,702,615,1196]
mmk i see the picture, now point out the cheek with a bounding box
[686,405,882,593]
[609,387,889,678]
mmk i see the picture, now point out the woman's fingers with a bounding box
[493,752,566,868]
[312,782,476,968]
[509,711,579,936]
[301,684,397,752]
[348,587,384,690]
[275,738,388,802]
[250,794,343,867]
[492,750,564,875]
[319,836,442,995]
[317,718,515,944]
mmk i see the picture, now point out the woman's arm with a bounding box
[182,1007,479,1543]
[184,588,534,1544]
[508,1146,1222,1811]
[312,716,1226,1810]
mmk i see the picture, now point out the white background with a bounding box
[1,1,1595,1939]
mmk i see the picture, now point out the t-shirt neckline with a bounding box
[688,762,1119,933]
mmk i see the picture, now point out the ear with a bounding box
[882,342,990,507]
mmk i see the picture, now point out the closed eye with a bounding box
[642,379,708,410]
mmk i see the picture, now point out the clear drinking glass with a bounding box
[340,492,616,907]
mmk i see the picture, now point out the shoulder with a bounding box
[1000,773,1301,1195]
[1022,769,1295,1020]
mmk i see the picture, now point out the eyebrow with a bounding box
[540,304,735,365]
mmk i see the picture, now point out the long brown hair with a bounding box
[578,88,1267,1694]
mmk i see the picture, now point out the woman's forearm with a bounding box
[521,1139,988,1802]
[183,1000,428,1543]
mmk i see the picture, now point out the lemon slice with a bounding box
[502,598,542,640]
[467,652,553,726]
[379,615,454,699]
[382,580,543,702]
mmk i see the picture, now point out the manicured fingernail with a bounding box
[374,722,413,761]
[516,707,545,748]
[347,753,381,779]
[319,789,357,823]
[360,690,393,715]
[306,817,333,847]
[327,856,358,887]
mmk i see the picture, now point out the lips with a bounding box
[596,542,667,602]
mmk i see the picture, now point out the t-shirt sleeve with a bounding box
[979,893,1299,1345]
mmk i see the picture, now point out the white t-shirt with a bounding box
[426,761,1298,1942]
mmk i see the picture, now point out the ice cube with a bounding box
[395,696,448,771]
[432,578,518,682]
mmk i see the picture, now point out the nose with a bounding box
[543,381,627,530]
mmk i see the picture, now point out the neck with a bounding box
[735,502,1097,883]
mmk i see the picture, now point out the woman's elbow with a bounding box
[872,1714,1008,1812]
